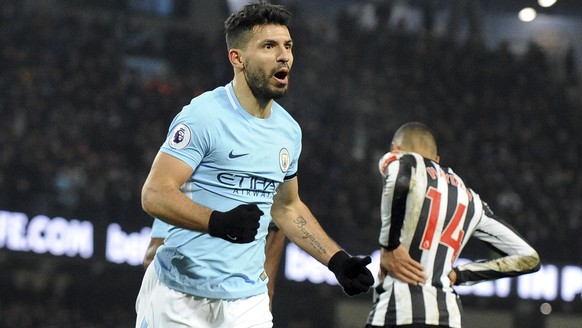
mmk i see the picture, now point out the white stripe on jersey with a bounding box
[369,284,393,326]
[422,285,439,325]
[446,292,462,327]
[395,282,413,325]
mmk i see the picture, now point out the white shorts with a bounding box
[135,264,273,328]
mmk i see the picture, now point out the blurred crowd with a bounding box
[1,0,581,326]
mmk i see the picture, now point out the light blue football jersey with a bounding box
[153,82,301,299]
[150,218,170,239]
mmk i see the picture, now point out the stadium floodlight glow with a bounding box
[518,7,537,22]
[538,0,557,8]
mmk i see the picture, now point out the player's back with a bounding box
[399,153,483,289]
[374,152,484,327]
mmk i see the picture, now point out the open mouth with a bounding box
[274,68,289,83]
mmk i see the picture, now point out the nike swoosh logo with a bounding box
[228,150,249,159]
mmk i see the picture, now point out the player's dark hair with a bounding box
[224,2,291,50]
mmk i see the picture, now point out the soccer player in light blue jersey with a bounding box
[135,3,374,328]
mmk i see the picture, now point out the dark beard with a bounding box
[244,63,288,101]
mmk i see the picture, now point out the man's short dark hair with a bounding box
[224,2,292,50]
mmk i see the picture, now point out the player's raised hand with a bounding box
[380,245,426,285]
[328,250,375,296]
[208,204,263,243]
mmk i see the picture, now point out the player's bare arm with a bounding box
[271,177,373,296]
[380,245,427,285]
[271,177,341,265]
[264,227,285,308]
[141,152,213,231]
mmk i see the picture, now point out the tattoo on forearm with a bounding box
[293,216,327,255]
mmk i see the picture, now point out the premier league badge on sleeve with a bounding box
[169,123,191,150]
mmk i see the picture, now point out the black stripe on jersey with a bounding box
[432,168,460,286]
[409,158,437,262]
[387,155,416,250]
[433,245,448,287]
[385,285,398,326]
[410,286,426,323]
[436,287,449,325]
[460,194,476,248]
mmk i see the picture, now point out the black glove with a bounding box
[328,250,374,296]
[208,204,263,243]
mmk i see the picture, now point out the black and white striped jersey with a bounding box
[367,151,540,327]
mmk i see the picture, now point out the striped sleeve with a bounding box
[378,154,416,250]
[453,202,541,285]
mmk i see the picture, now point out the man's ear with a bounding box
[228,49,244,69]
[391,142,400,151]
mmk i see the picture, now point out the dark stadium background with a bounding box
[1,0,581,327]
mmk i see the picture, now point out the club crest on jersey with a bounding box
[169,123,191,150]
[279,148,290,173]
